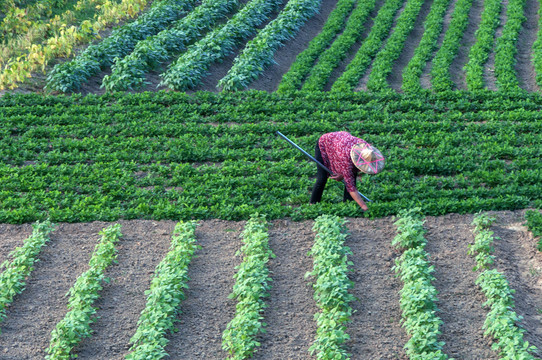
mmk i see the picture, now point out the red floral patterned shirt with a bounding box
[318,131,366,192]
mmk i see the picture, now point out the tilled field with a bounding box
[0,210,541,359]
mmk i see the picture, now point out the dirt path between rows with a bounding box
[450,0,483,90]
[516,0,540,92]
[0,223,33,266]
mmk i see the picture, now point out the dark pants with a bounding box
[310,143,354,203]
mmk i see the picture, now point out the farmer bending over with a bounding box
[310,131,385,211]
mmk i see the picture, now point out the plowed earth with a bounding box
[0,210,541,359]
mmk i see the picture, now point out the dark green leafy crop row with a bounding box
[1,90,541,223]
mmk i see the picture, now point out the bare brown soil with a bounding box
[516,0,540,92]
[1,210,541,359]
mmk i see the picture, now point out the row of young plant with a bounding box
[307,215,355,359]
[331,0,406,91]
[125,220,199,359]
[300,0,377,91]
[533,0,542,87]
[525,210,542,251]
[463,0,502,91]
[276,0,359,92]
[221,214,274,359]
[158,0,283,91]
[401,0,451,93]
[46,0,196,93]
[0,220,55,328]
[1,93,541,223]
[102,0,238,91]
[392,208,449,359]
[494,0,526,91]
[365,0,426,92]
[430,0,473,91]
[468,213,538,359]
[218,0,322,91]
[45,224,122,359]
[0,0,150,90]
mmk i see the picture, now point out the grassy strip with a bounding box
[494,0,526,91]
[463,0,502,91]
[45,224,122,359]
[525,210,542,251]
[307,215,354,359]
[125,221,198,359]
[276,0,357,92]
[0,220,55,328]
[222,213,274,359]
[0,0,148,90]
[533,0,542,87]
[219,0,322,91]
[401,0,451,93]
[46,0,196,93]
[392,208,449,359]
[366,0,425,92]
[159,0,283,91]
[103,0,237,91]
[301,0,377,91]
[469,213,539,358]
[331,0,405,91]
[430,0,473,91]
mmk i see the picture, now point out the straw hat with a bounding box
[350,142,385,174]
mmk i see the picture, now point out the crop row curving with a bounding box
[301,0,377,91]
[159,0,283,91]
[430,0,474,91]
[276,0,358,92]
[307,215,354,359]
[46,0,196,93]
[126,221,199,359]
[222,213,274,359]
[45,224,122,359]
[392,208,449,359]
[469,213,538,359]
[219,0,322,91]
[401,0,452,93]
[463,0,502,91]
[0,0,150,90]
[525,210,542,251]
[494,0,526,92]
[1,91,541,223]
[331,0,405,91]
[366,0,425,92]
[102,0,237,91]
[0,220,55,328]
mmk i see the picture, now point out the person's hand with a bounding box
[360,203,368,211]
[330,173,344,181]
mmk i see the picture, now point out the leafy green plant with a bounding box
[45,224,122,359]
[392,208,449,359]
[307,215,354,360]
[469,213,538,359]
[222,213,274,359]
[125,220,199,359]
[0,220,55,328]
[525,210,542,251]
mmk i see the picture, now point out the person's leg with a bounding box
[310,143,328,203]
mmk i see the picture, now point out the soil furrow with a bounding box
[388,0,435,92]
[0,223,33,266]
[424,214,499,360]
[252,219,318,359]
[163,219,243,359]
[345,217,409,359]
[75,220,174,359]
[516,0,540,92]
[0,222,109,359]
[490,210,542,357]
[450,0,483,89]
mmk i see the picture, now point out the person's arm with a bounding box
[349,190,368,211]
